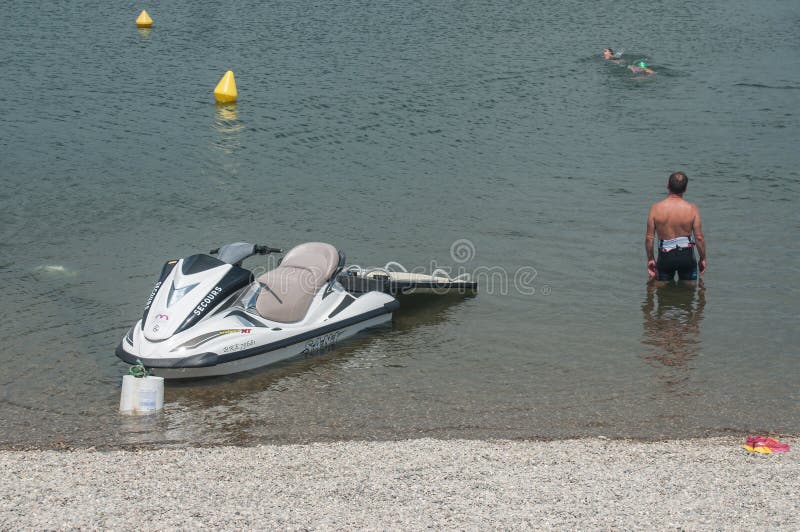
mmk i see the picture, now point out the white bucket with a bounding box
[120,374,164,415]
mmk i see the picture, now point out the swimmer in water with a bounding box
[603,48,623,62]
[629,60,656,75]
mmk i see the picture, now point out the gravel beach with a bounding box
[1,437,797,529]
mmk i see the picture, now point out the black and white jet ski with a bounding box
[116,242,399,378]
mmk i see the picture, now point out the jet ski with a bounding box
[116,242,399,378]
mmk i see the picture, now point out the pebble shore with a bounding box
[1,437,797,529]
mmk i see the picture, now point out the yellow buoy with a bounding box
[214,71,238,103]
[135,10,153,28]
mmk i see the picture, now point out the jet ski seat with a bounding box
[256,242,343,323]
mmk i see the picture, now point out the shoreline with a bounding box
[2,437,797,529]
[3,430,798,453]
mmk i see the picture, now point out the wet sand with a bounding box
[1,437,797,529]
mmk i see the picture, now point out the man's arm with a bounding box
[645,206,657,279]
[693,206,706,274]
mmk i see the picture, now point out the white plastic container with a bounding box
[120,374,164,415]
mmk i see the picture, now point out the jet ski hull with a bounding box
[117,301,398,378]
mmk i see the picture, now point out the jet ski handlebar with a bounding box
[208,243,284,265]
[253,245,283,255]
[209,244,283,255]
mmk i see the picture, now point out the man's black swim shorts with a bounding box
[656,247,698,281]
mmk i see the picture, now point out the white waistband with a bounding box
[660,236,692,251]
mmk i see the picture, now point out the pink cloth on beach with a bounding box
[744,435,790,453]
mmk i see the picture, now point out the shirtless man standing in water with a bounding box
[645,171,707,283]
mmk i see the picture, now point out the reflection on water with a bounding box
[212,103,243,155]
[117,411,171,446]
[641,282,706,396]
[393,292,476,332]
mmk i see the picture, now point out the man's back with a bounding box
[649,197,699,241]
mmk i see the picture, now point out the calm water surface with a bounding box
[1,0,798,447]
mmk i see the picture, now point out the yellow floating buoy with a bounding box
[136,10,153,28]
[214,70,238,103]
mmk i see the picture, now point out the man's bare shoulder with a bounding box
[649,198,670,212]
[681,200,700,216]
[660,197,696,210]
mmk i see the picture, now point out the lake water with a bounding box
[1,0,798,448]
